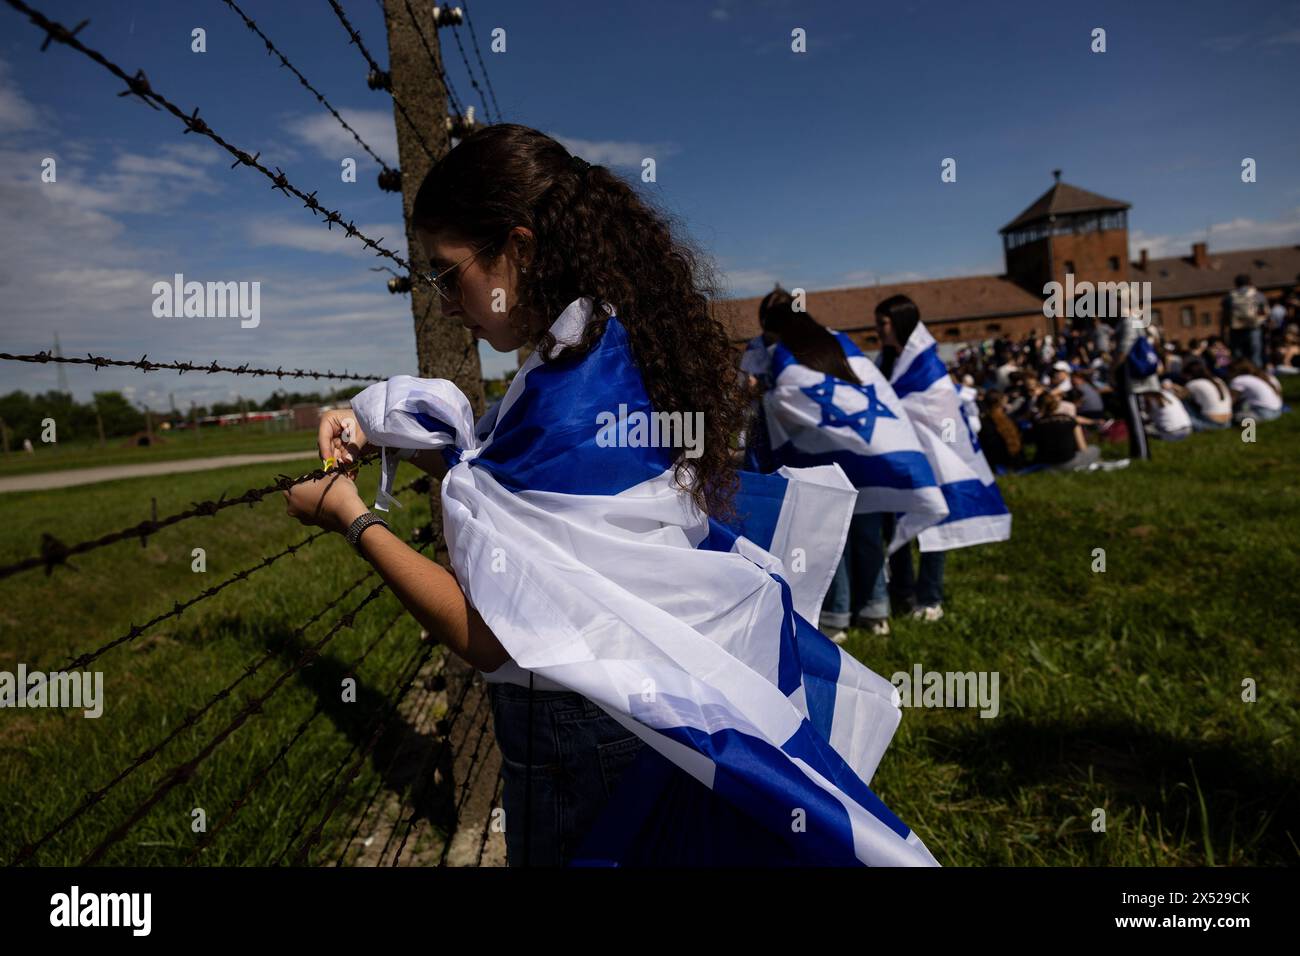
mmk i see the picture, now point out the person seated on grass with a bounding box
[1029,391,1101,471]
[978,389,1024,471]
[1170,358,1232,430]
[1141,382,1193,441]
[1228,359,1285,422]
[1269,327,1300,375]
[1069,369,1108,420]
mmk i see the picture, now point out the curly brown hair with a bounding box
[413,124,745,517]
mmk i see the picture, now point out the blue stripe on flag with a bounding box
[769,443,937,490]
[472,319,673,495]
[891,343,949,399]
[934,477,1008,526]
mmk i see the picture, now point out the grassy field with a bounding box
[0,422,316,478]
[1,384,1297,866]
[0,449,462,866]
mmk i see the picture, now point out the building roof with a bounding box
[714,274,1045,343]
[999,180,1130,233]
[1139,244,1300,299]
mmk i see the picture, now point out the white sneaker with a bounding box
[911,605,944,622]
[820,625,848,645]
[856,617,890,636]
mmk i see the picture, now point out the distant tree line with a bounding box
[0,385,366,446]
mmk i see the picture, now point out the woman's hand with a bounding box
[282,470,369,535]
[318,408,375,481]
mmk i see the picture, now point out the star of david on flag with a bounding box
[801,374,898,443]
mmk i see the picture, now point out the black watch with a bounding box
[344,511,389,552]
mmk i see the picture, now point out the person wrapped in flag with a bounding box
[875,295,1012,622]
[757,291,949,641]
[282,124,937,866]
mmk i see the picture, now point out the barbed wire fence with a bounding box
[1,0,507,867]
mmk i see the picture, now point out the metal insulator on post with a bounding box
[367,68,391,91]
[446,106,476,139]
[387,275,412,295]
[432,6,464,27]
[377,167,402,192]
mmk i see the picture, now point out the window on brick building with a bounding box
[1181,306,1194,327]
[945,328,962,338]
[1109,256,1120,271]
[1201,313,1212,326]
[986,323,1002,333]
[1064,260,1075,274]
[1151,309,1162,326]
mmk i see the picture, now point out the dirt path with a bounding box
[0,452,317,493]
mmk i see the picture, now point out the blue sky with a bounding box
[2,0,1298,410]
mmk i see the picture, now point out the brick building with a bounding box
[714,171,1300,352]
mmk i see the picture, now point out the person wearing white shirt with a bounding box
[1228,360,1284,421]
[1172,359,1232,430]
[1143,383,1193,440]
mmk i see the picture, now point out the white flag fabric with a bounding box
[762,331,949,552]
[349,297,938,866]
[886,322,1011,552]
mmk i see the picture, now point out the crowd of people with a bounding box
[949,272,1295,471]
[736,273,1295,645]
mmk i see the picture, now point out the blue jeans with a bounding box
[1182,400,1230,432]
[821,511,889,628]
[1229,326,1264,368]
[890,544,946,609]
[488,680,645,867]
[1240,403,1282,422]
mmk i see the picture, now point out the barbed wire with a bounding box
[0,349,386,383]
[56,473,432,671]
[61,529,329,671]
[6,561,378,867]
[381,671,486,865]
[324,0,438,162]
[424,689,494,866]
[221,0,394,173]
[326,648,443,866]
[460,0,503,122]
[0,450,383,581]
[289,634,440,863]
[276,634,435,865]
[345,648,451,865]
[447,17,495,125]
[77,547,429,866]
[5,0,420,277]
[184,607,411,864]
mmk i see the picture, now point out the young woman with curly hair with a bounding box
[283,125,751,864]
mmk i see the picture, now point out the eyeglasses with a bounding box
[422,243,493,301]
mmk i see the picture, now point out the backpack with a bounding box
[1127,332,1159,378]
[1228,287,1263,330]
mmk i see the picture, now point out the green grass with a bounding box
[1,385,1297,866]
[0,422,317,478]
[861,380,1300,865]
[0,452,450,866]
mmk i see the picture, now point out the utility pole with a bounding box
[382,1,495,865]
[383,1,485,432]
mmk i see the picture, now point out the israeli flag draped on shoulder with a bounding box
[762,330,949,551]
[349,297,938,866]
[887,321,1011,552]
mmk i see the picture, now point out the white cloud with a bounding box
[548,132,681,168]
[0,56,38,133]
[719,267,785,297]
[246,218,406,257]
[1131,208,1300,258]
[284,109,399,166]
